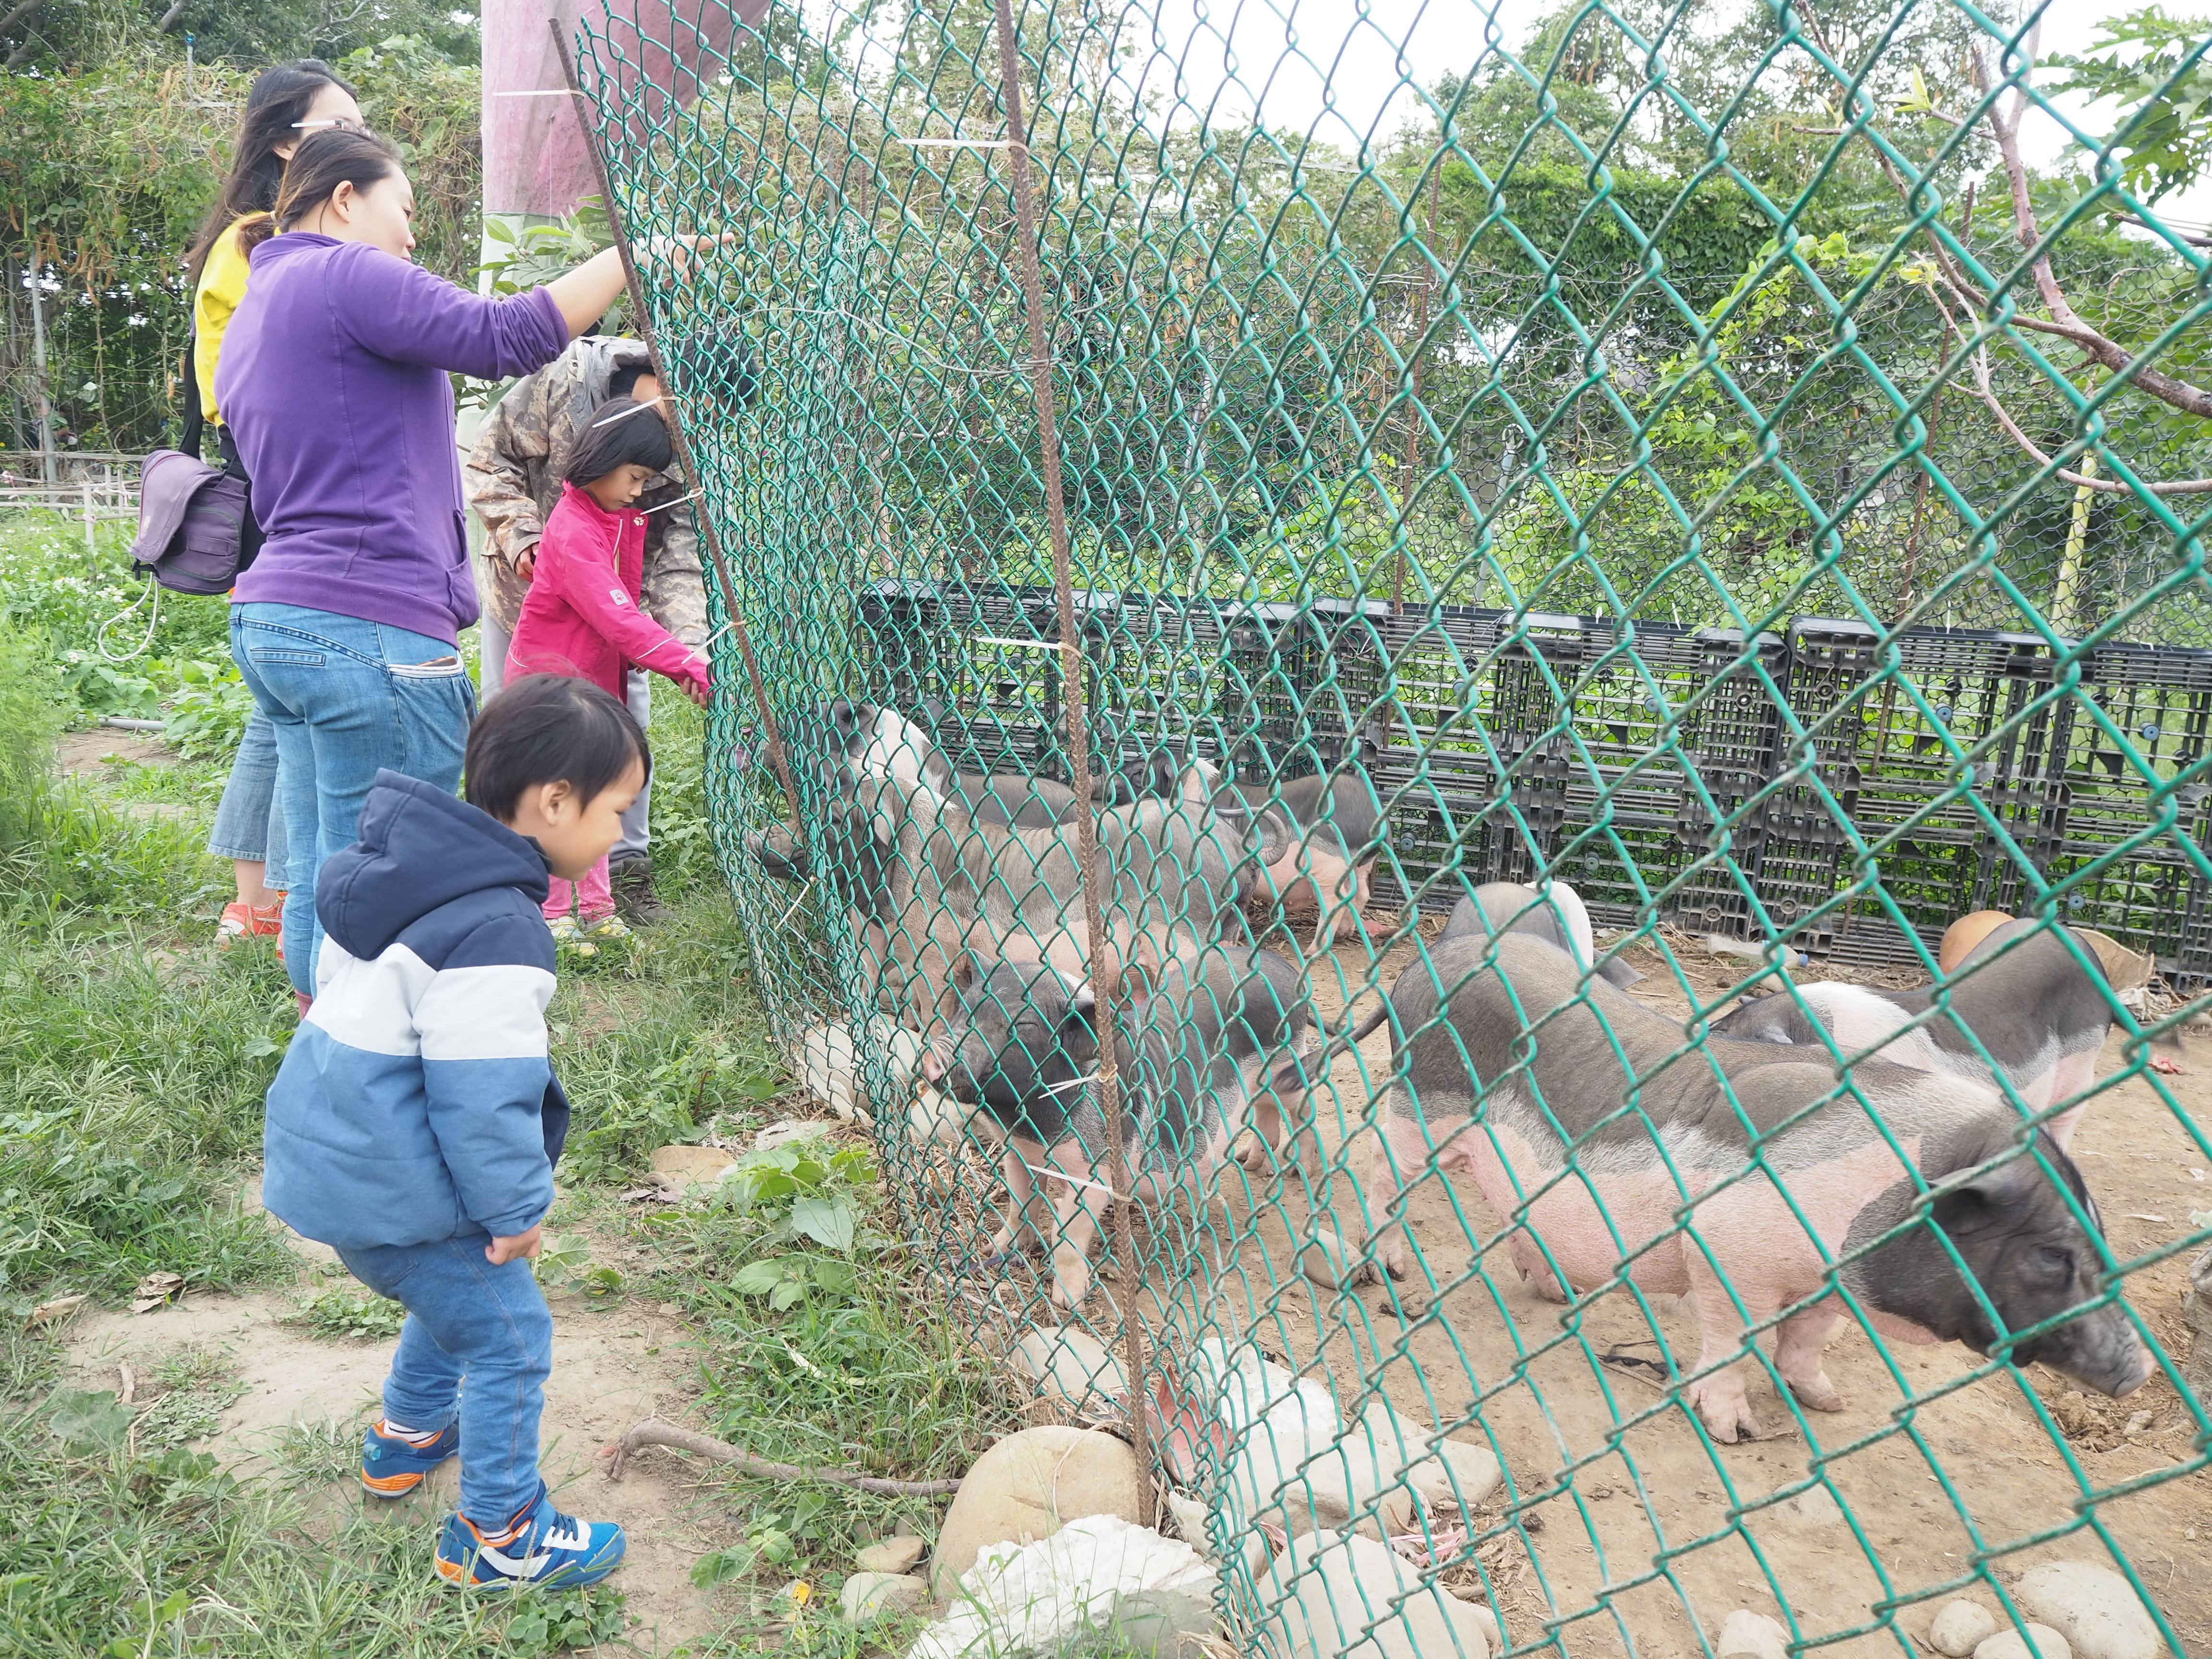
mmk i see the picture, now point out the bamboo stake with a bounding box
[551,24,803,831]
[988,0,1152,1524]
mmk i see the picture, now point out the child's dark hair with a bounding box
[465,674,650,823]
[564,397,674,487]
[607,359,654,400]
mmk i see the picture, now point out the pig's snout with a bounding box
[2033,1305,2152,1402]
[920,1045,947,1083]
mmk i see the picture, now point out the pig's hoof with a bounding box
[1686,1379,1760,1444]
[1786,1374,1844,1413]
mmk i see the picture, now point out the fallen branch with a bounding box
[603,1418,962,1495]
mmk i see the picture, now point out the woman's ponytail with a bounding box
[232,212,278,259]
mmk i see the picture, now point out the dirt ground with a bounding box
[56,1200,732,1653]
[1160,924,2212,1659]
[928,915,2212,1655]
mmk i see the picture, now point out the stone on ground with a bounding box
[1301,1225,1358,1290]
[907,1515,1214,1659]
[1974,1625,2073,1659]
[1716,1610,1790,1659]
[1011,1325,1127,1410]
[753,1118,834,1154]
[927,1425,1142,1601]
[1260,1528,1492,1659]
[855,1536,927,1575]
[648,1144,733,1186]
[841,1571,927,1625]
[1931,1601,1998,1657]
[2013,1562,2162,1659]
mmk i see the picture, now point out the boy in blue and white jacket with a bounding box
[262,674,648,1590]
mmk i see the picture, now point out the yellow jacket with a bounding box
[192,219,252,426]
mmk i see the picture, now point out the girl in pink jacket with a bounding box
[506,396,710,933]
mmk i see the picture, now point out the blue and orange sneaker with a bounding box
[434,1490,626,1590]
[360,1419,459,1498]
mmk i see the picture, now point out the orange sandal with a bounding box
[218,898,286,948]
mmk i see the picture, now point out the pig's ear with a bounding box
[950,950,982,991]
[829,697,861,741]
[1065,978,1100,1030]
[1931,1156,2047,1236]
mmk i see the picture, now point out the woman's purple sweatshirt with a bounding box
[216,233,570,644]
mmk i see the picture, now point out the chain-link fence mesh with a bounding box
[574,2,2211,1652]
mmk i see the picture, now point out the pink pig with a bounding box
[1358,933,2148,1442]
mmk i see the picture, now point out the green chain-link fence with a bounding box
[573,1,2212,1652]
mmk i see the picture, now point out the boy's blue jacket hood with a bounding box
[317,771,550,960]
[264,771,568,1252]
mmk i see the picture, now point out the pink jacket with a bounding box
[506,483,710,704]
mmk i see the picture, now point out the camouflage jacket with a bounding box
[464,336,707,644]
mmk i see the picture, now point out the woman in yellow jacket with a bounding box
[187,61,365,948]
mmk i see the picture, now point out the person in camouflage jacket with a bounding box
[466,336,704,924]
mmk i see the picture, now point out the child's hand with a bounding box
[685,676,709,709]
[486,1224,543,1265]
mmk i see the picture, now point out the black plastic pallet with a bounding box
[851,582,2212,984]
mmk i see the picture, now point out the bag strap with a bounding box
[178,320,205,462]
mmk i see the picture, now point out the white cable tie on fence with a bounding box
[589,394,669,429]
[776,878,815,931]
[1018,1157,1122,1202]
[973,635,1058,651]
[890,133,1027,151]
[1041,1072,1097,1094]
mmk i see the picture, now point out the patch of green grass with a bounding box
[289,1286,410,1344]
[2,1332,645,1656]
[133,1346,247,1451]
[265,1414,371,1490]
[0,511,231,723]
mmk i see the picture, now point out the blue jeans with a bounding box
[337,1230,553,1531]
[231,603,476,994]
[205,706,291,883]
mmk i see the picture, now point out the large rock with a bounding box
[1259,1528,1491,1659]
[1931,1601,1998,1657]
[1974,1625,2072,1659]
[2013,1563,2163,1659]
[928,1427,1142,1601]
[841,1572,928,1625]
[908,1515,1215,1659]
[1717,1610,1790,1659]
[1349,1399,1503,1516]
[1012,1326,1128,1411]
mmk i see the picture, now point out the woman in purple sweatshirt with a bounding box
[216,129,685,994]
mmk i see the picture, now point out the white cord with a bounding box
[95,578,159,664]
